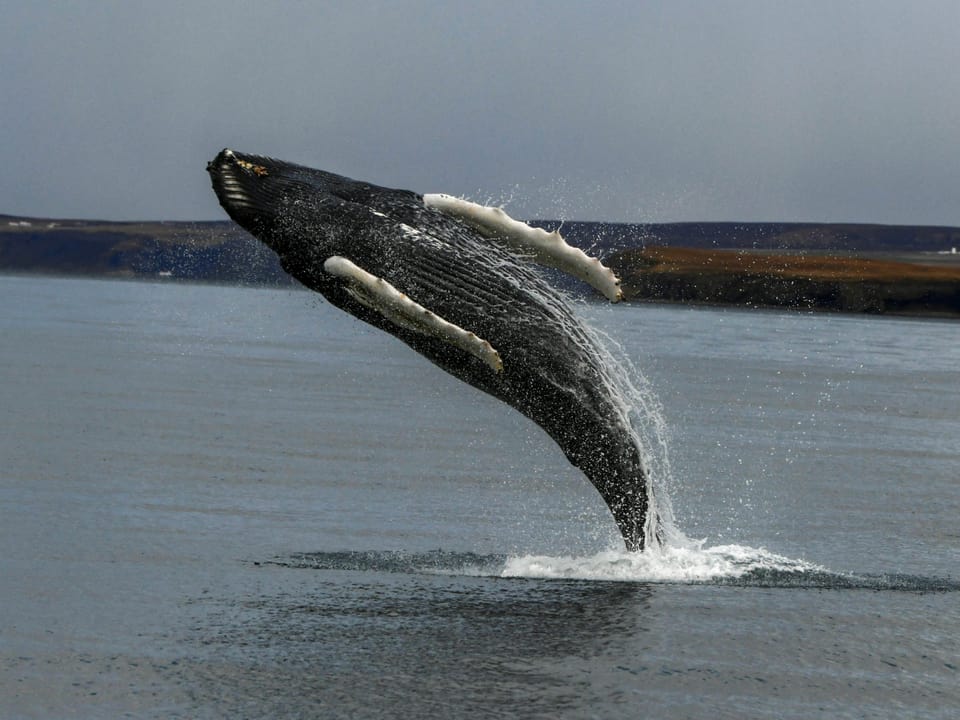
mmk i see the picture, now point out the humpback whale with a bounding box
[207,149,659,551]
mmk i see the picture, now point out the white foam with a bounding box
[500,542,824,583]
[573,311,684,551]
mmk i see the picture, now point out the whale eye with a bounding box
[236,158,269,177]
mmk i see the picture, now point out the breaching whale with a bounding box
[207,149,659,551]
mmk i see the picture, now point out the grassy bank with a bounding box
[609,246,960,317]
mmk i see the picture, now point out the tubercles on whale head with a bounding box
[207,148,258,212]
[207,148,304,248]
[207,148,376,261]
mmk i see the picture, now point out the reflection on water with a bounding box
[183,570,652,718]
[181,552,959,718]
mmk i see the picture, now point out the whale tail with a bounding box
[536,393,660,551]
[592,450,664,552]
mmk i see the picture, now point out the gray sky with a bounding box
[2,1,959,224]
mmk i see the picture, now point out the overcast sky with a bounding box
[2,1,959,224]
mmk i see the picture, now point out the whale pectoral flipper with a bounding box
[422,193,623,303]
[323,255,504,373]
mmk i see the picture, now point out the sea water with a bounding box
[1,274,958,718]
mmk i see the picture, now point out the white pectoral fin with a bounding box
[422,193,623,303]
[323,256,503,373]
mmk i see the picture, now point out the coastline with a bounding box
[2,213,958,318]
[608,246,960,318]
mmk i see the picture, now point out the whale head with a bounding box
[207,149,313,239]
[207,148,419,259]
[208,149,342,253]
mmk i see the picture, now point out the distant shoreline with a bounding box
[2,213,958,318]
[608,246,960,318]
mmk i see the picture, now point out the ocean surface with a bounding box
[2,274,958,719]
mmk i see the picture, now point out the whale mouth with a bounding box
[207,148,264,220]
[208,148,346,235]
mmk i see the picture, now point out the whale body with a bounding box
[207,149,658,551]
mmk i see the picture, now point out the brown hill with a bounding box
[609,246,960,317]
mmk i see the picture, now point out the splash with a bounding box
[501,546,960,590]
[572,302,686,551]
[272,549,960,591]
[501,543,822,583]
[271,546,820,583]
